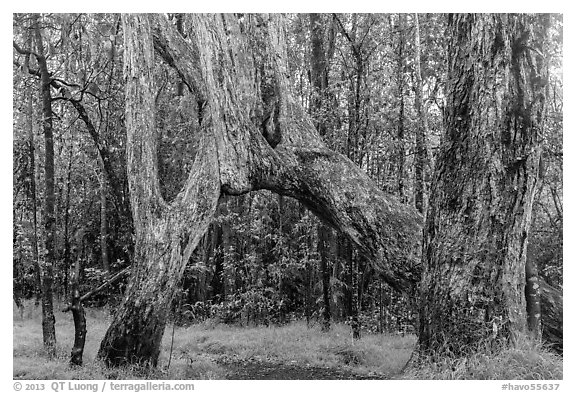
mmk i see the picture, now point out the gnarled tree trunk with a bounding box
[97,15,221,366]
[98,13,421,366]
[418,14,550,356]
[98,13,560,366]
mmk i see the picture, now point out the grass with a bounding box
[171,318,415,376]
[14,301,562,380]
[13,300,415,379]
[401,338,563,380]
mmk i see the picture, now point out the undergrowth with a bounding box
[14,301,561,380]
[13,300,414,379]
[401,337,563,380]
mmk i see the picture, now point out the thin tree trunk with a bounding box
[378,279,383,334]
[412,13,430,215]
[69,259,87,366]
[221,200,231,300]
[99,156,110,272]
[210,221,223,299]
[63,145,73,298]
[26,72,42,304]
[525,257,542,340]
[351,252,360,339]
[310,13,332,332]
[318,227,332,332]
[33,13,57,356]
[396,14,406,202]
[309,13,327,136]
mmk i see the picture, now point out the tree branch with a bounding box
[62,267,130,312]
[13,40,40,59]
[15,59,127,218]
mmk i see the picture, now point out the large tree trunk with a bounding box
[98,13,560,366]
[97,15,221,366]
[97,13,421,366]
[418,14,550,356]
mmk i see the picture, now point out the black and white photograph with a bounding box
[11,8,565,389]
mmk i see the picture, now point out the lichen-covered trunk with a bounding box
[97,14,220,366]
[418,14,549,356]
[98,216,215,366]
[152,13,424,293]
[99,14,560,366]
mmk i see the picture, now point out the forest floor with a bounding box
[13,301,415,380]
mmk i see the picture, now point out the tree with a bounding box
[418,14,550,356]
[412,13,431,215]
[97,15,221,366]
[309,13,335,332]
[34,14,58,356]
[13,13,58,355]
[394,14,407,202]
[97,13,422,366]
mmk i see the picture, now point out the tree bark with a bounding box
[63,145,73,298]
[26,70,42,304]
[418,14,550,356]
[98,13,421,366]
[33,13,57,356]
[318,227,332,332]
[310,13,333,332]
[412,13,430,215]
[309,13,328,136]
[525,257,542,340]
[97,15,221,367]
[396,14,406,202]
[99,157,110,272]
[351,251,361,339]
[69,259,87,366]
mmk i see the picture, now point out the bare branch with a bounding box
[62,267,130,312]
[13,40,40,58]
